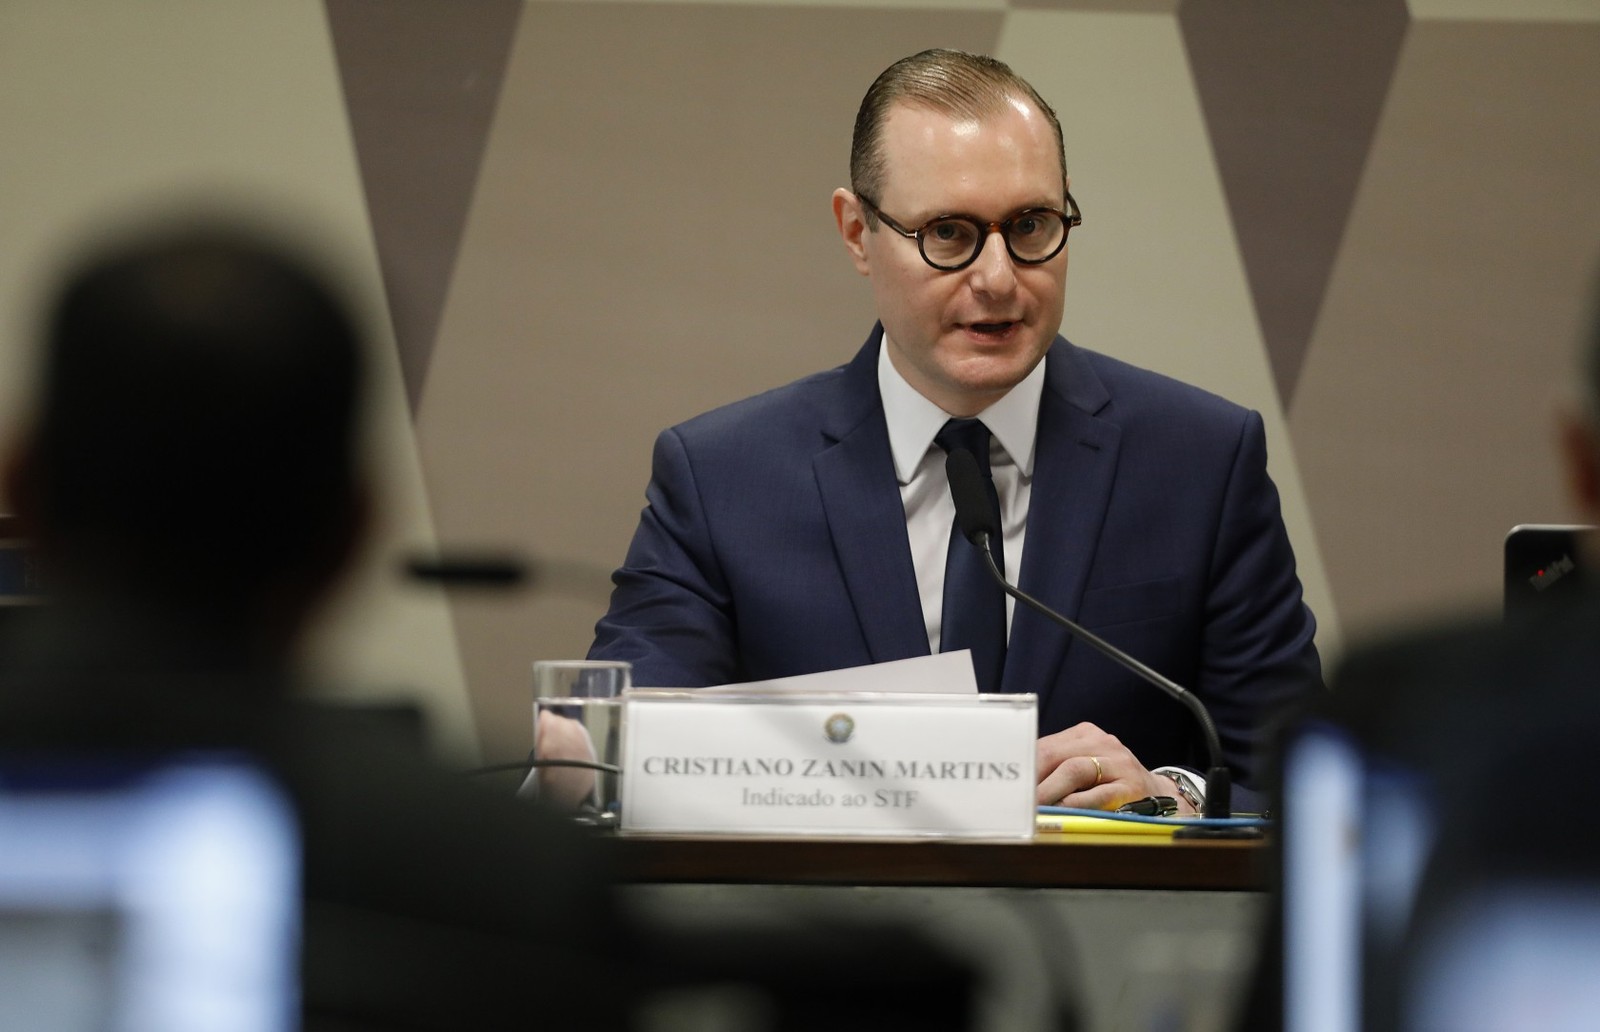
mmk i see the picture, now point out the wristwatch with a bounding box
[1153,767,1206,813]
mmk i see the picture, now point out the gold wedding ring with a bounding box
[1090,755,1103,786]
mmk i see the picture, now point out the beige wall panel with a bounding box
[528,0,1004,8]
[1409,0,1600,21]
[0,1,476,759]
[996,11,1341,655]
[422,3,1003,759]
[1291,22,1600,644]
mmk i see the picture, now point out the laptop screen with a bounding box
[1504,524,1592,618]
[1280,721,1436,1032]
[0,756,299,1032]
[1280,719,1600,1032]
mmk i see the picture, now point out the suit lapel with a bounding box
[1002,340,1120,701]
[814,328,930,665]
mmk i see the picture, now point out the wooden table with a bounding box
[614,833,1271,1031]
[609,831,1267,891]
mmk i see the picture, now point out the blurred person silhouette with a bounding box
[0,225,988,1032]
[1242,260,1600,1032]
[1326,263,1600,1032]
[0,226,631,1030]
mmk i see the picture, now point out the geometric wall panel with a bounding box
[1410,0,1600,20]
[1180,0,1410,408]
[1291,21,1600,640]
[326,0,524,413]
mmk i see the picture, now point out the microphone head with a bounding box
[944,448,999,546]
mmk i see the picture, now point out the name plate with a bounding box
[619,691,1036,838]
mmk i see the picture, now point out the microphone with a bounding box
[402,551,616,603]
[405,552,528,587]
[944,448,1234,820]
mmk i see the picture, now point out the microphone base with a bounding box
[1201,766,1232,821]
[1172,824,1264,841]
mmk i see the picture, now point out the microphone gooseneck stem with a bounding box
[972,531,1233,819]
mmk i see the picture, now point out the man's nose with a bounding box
[967,229,1017,295]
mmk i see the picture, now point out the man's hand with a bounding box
[533,711,599,810]
[1035,721,1195,813]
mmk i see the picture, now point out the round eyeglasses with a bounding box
[857,192,1082,272]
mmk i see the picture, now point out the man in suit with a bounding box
[590,49,1321,813]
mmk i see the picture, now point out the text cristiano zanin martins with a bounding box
[636,756,1024,810]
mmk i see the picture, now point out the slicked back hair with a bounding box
[849,49,1068,225]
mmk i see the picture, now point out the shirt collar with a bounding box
[877,334,1045,485]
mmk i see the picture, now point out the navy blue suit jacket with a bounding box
[591,327,1320,791]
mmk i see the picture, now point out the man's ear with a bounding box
[832,188,872,276]
[1558,405,1600,520]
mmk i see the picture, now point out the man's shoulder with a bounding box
[1063,340,1253,423]
[665,332,884,455]
[1329,601,1600,748]
[1052,339,1257,456]
[673,363,851,437]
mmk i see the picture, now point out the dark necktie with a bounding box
[935,419,1007,693]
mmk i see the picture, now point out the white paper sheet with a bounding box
[654,650,979,697]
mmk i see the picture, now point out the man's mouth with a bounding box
[965,320,1018,337]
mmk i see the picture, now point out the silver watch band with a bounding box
[1153,768,1205,812]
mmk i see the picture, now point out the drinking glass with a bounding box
[527,660,629,823]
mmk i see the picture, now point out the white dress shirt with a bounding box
[876,337,1046,656]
